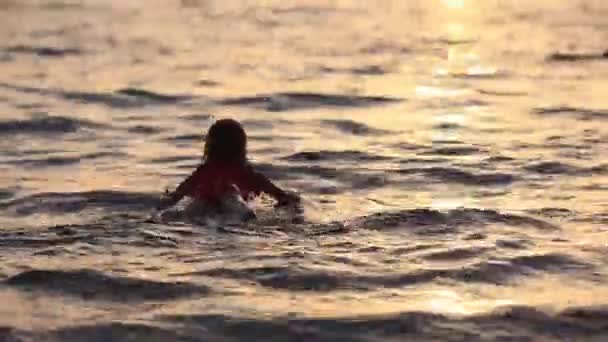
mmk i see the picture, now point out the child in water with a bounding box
[157,118,300,215]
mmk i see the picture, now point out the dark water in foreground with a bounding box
[0,1,607,341]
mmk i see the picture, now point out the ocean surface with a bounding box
[0,0,607,341]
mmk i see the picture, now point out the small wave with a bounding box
[284,150,391,162]
[196,79,220,87]
[240,119,277,129]
[5,269,210,301]
[437,37,478,45]
[525,207,576,220]
[398,167,515,186]
[15,156,81,167]
[321,119,391,135]
[159,306,608,341]
[442,69,508,80]
[163,133,206,143]
[193,252,585,291]
[560,305,608,322]
[34,1,85,10]
[430,139,464,145]
[195,266,354,291]
[351,65,388,75]
[179,113,213,121]
[115,88,192,103]
[422,246,493,261]
[0,83,195,108]
[506,253,589,271]
[570,213,608,225]
[358,41,411,55]
[409,253,589,284]
[127,125,164,134]
[547,50,608,62]
[145,155,198,164]
[0,234,88,248]
[445,254,591,284]
[495,239,531,249]
[485,155,516,163]
[3,45,82,57]
[524,161,607,175]
[218,92,402,111]
[356,208,557,231]
[9,152,125,168]
[25,305,607,341]
[256,163,388,192]
[432,122,463,130]
[399,157,447,165]
[159,306,608,342]
[477,88,528,97]
[0,188,15,201]
[270,4,349,15]
[257,161,351,178]
[392,142,428,152]
[29,23,91,39]
[45,322,191,342]
[580,183,608,191]
[533,106,608,120]
[319,64,388,76]
[0,191,160,216]
[419,146,484,156]
[0,115,104,135]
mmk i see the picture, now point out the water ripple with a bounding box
[0,191,159,215]
[284,150,391,162]
[5,269,211,301]
[321,119,391,135]
[533,107,608,121]
[0,83,195,108]
[398,167,516,186]
[3,45,82,57]
[356,208,557,231]
[0,115,105,135]
[547,50,608,62]
[218,92,402,111]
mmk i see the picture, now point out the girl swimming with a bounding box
[157,118,300,212]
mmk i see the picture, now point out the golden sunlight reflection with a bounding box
[421,0,493,211]
[1,1,608,338]
[446,23,467,41]
[441,0,466,9]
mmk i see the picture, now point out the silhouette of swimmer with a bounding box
[157,118,300,216]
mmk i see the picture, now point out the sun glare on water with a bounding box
[441,0,466,9]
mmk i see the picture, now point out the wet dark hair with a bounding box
[204,119,247,163]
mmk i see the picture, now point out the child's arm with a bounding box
[250,170,300,206]
[157,165,203,210]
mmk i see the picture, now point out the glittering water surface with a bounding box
[0,1,607,341]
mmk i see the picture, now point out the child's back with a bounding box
[172,159,285,203]
[157,119,299,213]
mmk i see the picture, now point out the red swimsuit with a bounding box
[173,161,283,203]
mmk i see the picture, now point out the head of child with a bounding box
[204,119,247,163]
